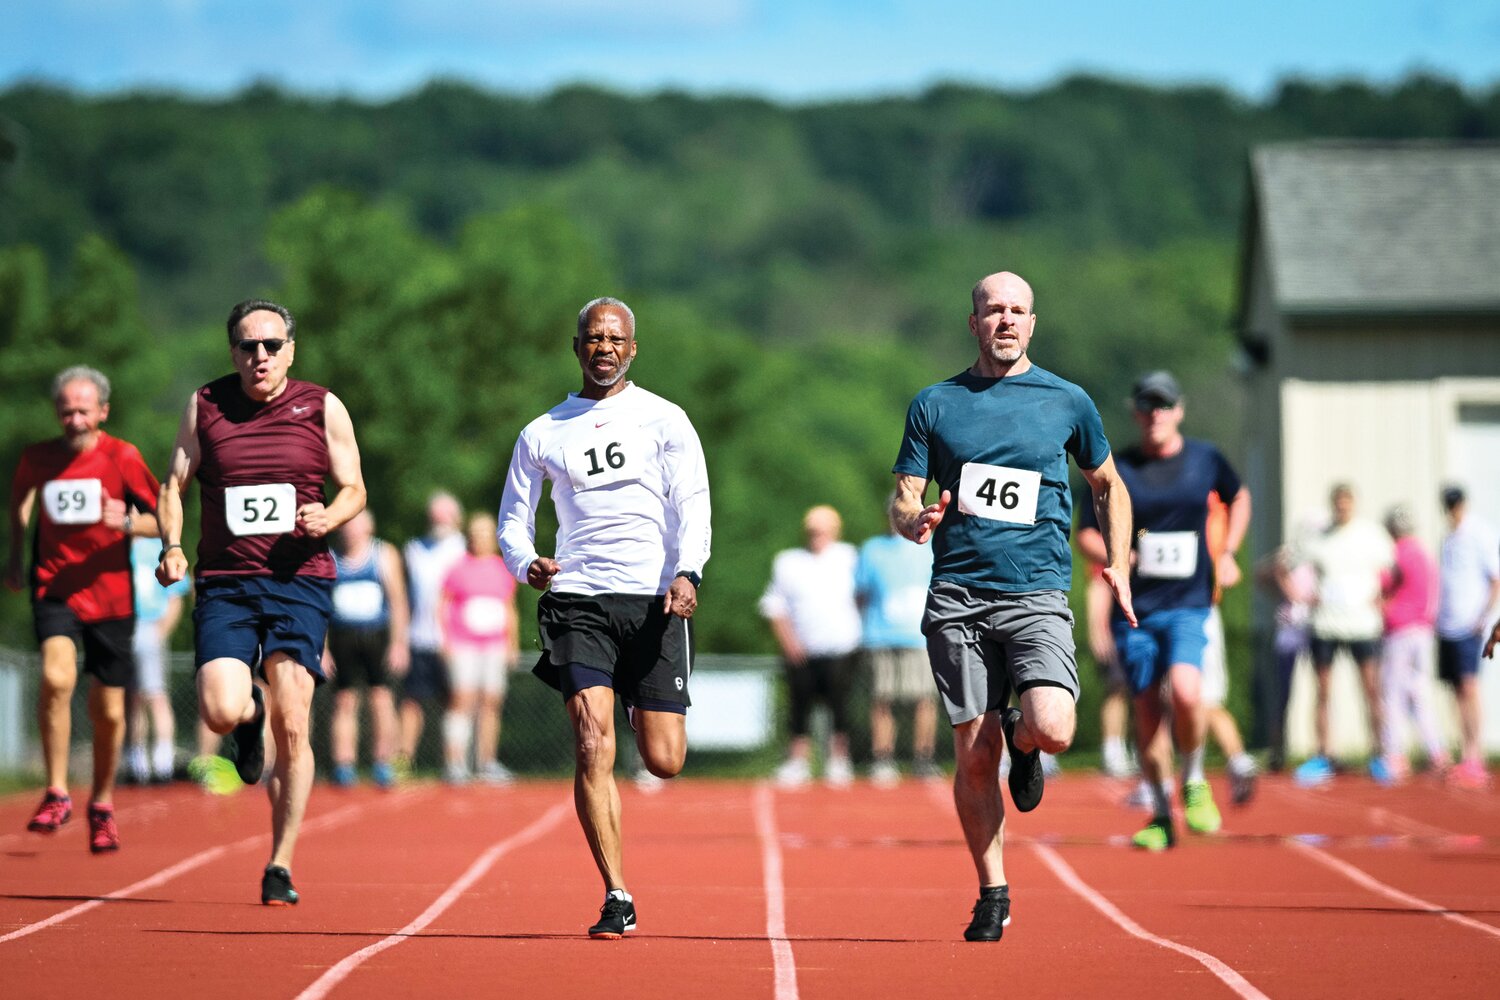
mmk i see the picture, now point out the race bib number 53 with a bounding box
[957,462,1041,526]
[224,483,296,537]
[1137,531,1198,579]
[43,478,103,525]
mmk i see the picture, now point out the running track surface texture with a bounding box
[3,772,1498,999]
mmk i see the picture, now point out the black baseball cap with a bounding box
[1131,371,1182,410]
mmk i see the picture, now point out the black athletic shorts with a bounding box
[533,592,692,713]
[33,599,136,688]
[328,624,391,691]
[403,648,449,702]
[1309,635,1380,668]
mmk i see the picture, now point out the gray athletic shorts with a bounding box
[922,580,1080,726]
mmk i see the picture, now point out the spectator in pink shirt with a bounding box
[1377,506,1449,784]
[439,512,520,784]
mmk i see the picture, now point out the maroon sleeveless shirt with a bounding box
[195,374,337,579]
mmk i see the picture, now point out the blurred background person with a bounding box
[1256,535,1318,774]
[1202,490,1257,804]
[1377,505,1447,784]
[1437,486,1499,789]
[325,510,409,788]
[761,504,860,788]
[1295,483,1392,786]
[400,490,466,774]
[856,502,938,786]
[1086,565,1135,779]
[439,512,519,785]
[124,536,190,784]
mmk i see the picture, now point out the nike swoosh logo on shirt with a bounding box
[293,406,310,414]
[595,421,610,428]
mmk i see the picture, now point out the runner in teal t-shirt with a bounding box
[890,270,1137,943]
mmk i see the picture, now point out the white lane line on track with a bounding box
[922,777,1267,999]
[752,783,800,1000]
[295,798,572,1000]
[1284,839,1500,942]
[1265,781,1458,838]
[1030,844,1272,1000]
[0,799,367,946]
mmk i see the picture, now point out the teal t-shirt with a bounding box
[893,366,1110,592]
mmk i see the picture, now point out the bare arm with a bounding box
[1217,485,1252,590]
[1080,455,1137,627]
[5,483,36,591]
[768,615,807,667]
[157,394,201,586]
[297,393,366,538]
[379,541,410,674]
[157,593,185,644]
[890,473,950,544]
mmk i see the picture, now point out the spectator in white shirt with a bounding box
[1438,486,1500,788]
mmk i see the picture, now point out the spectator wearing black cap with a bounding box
[1437,485,1499,788]
[1077,371,1252,849]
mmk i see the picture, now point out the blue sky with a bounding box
[3,1,1497,100]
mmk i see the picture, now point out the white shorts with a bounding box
[1201,606,1228,708]
[132,620,167,695]
[448,644,510,697]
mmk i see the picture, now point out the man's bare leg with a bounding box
[951,712,1008,887]
[39,636,79,792]
[264,653,316,871]
[87,681,127,805]
[567,686,624,891]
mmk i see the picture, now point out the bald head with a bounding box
[971,272,1034,316]
[803,505,842,553]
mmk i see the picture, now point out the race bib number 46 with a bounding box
[42,478,103,525]
[1137,531,1198,579]
[224,483,296,537]
[957,463,1041,526]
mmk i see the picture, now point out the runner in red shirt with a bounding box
[157,299,367,906]
[6,366,161,852]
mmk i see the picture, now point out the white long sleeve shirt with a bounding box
[498,383,711,596]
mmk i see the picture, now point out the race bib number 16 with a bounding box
[224,483,297,537]
[43,478,103,525]
[563,425,640,492]
[957,462,1041,526]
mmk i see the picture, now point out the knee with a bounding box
[574,727,614,772]
[1029,718,1074,755]
[644,750,685,780]
[199,695,241,734]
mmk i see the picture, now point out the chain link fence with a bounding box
[0,646,954,781]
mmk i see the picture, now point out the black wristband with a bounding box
[159,543,183,561]
[674,570,702,589]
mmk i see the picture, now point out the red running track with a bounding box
[2,771,1497,998]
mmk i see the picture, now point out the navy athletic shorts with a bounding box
[193,575,333,682]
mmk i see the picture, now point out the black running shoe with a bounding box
[588,894,637,939]
[964,886,1011,942]
[262,864,299,906]
[231,685,266,785]
[1001,707,1044,812]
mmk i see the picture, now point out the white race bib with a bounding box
[42,478,103,525]
[332,579,385,622]
[224,483,297,537]
[956,462,1040,526]
[460,596,509,637]
[563,423,641,492]
[1138,531,1198,579]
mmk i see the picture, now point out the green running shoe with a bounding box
[1183,780,1222,834]
[187,754,245,796]
[1132,815,1176,851]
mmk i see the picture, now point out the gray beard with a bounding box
[586,355,633,388]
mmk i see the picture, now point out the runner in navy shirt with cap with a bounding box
[1078,371,1250,850]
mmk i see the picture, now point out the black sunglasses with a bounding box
[235,338,289,355]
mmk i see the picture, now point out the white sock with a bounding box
[443,713,473,761]
[1228,752,1255,776]
[607,888,632,902]
[1183,745,1206,784]
[151,741,175,775]
[1103,737,1127,766]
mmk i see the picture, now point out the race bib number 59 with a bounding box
[43,478,103,525]
[224,483,296,537]
[957,462,1041,526]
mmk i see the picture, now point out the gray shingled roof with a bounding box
[1251,142,1500,315]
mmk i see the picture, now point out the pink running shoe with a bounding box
[1448,759,1491,790]
[27,788,72,833]
[88,804,120,853]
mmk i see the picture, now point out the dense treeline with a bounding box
[2,73,1494,738]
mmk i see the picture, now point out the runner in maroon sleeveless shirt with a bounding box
[157,299,366,906]
[7,366,161,851]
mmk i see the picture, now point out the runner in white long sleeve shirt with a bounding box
[497,296,710,940]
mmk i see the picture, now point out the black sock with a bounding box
[980,884,1009,898]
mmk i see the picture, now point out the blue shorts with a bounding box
[194,575,334,682]
[1438,634,1482,686]
[1112,607,1211,696]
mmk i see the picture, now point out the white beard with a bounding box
[586,354,633,388]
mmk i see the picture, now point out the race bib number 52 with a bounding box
[43,478,103,525]
[957,462,1041,526]
[224,483,296,537]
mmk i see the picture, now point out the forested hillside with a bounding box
[2,73,1495,655]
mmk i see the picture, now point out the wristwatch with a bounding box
[122,514,133,537]
[674,570,702,589]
